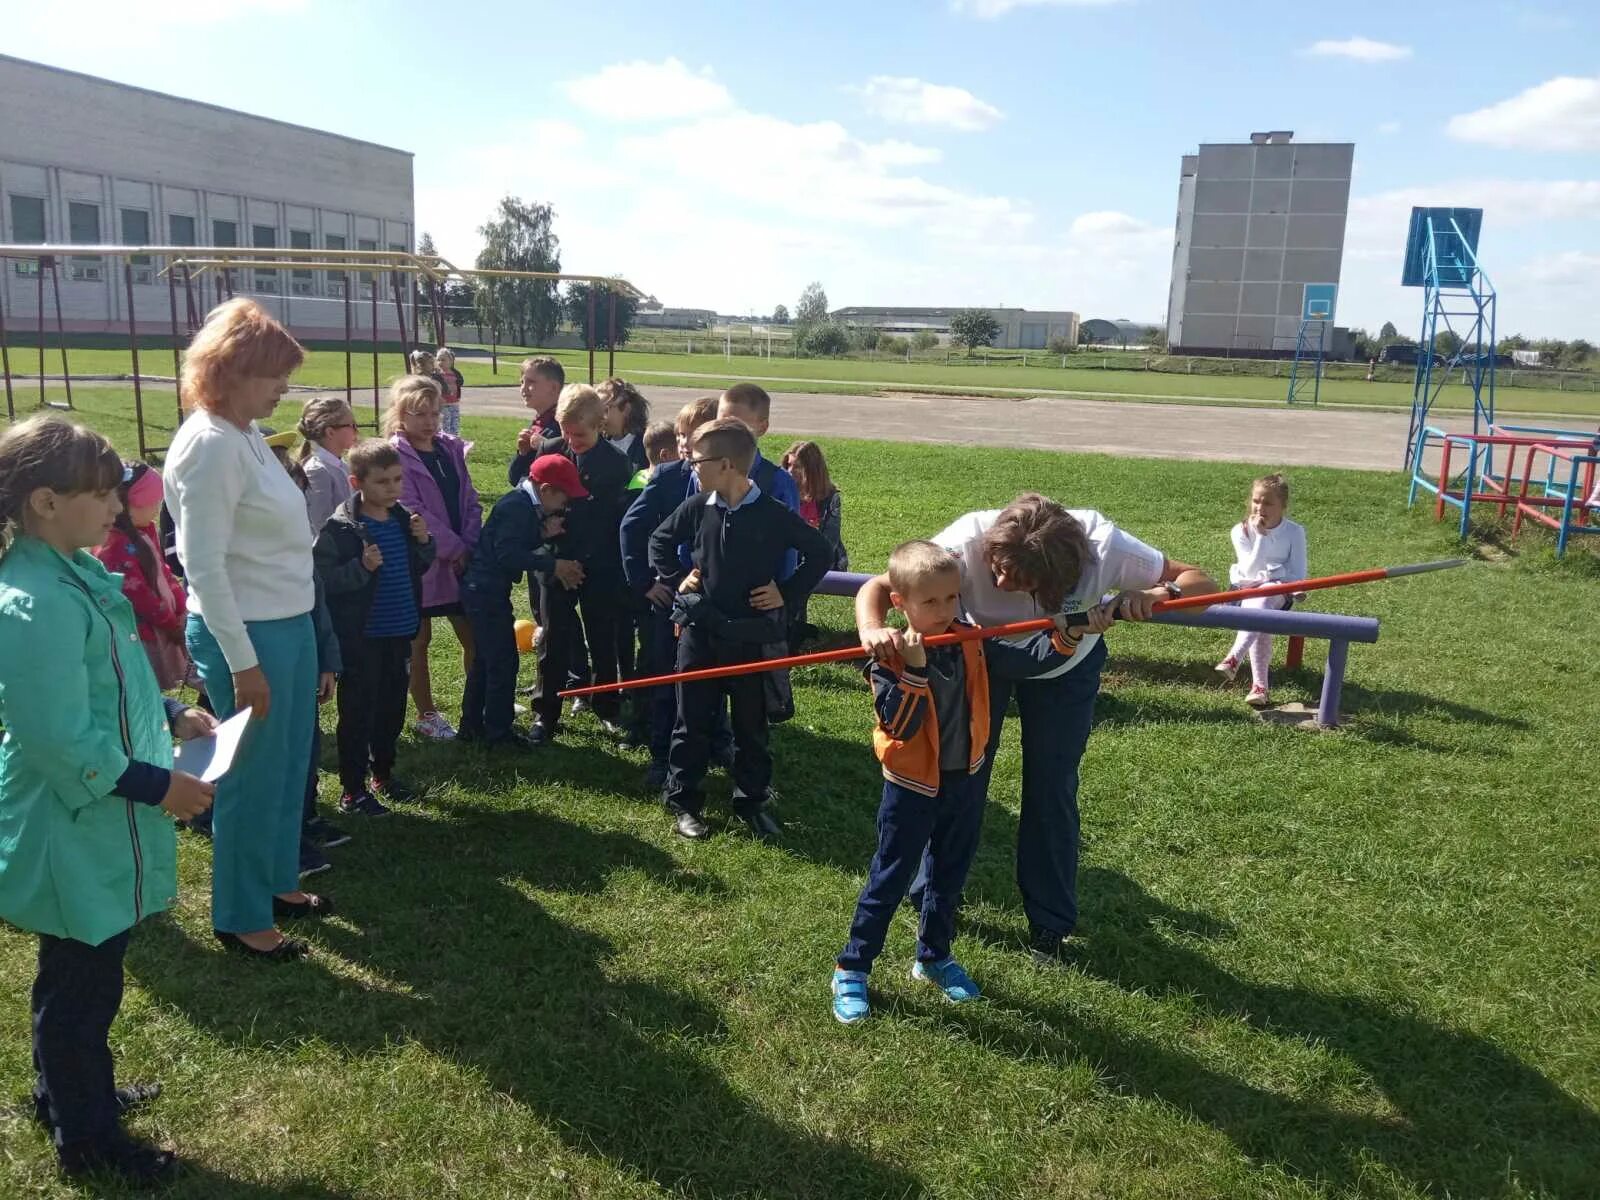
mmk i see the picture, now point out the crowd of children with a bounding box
[0,325,1327,1181]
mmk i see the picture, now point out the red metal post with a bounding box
[0,273,13,421]
[587,285,596,384]
[1285,635,1305,670]
[125,263,147,458]
[370,283,380,425]
[36,256,45,409]
[391,270,409,374]
[343,272,354,415]
[166,261,183,417]
[49,257,71,409]
[430,279,444,348]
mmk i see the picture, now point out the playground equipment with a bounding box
[1398,210,1598,555]
[564,560,1468,728]
[0,244,644,459]
[1285,283,1336,407]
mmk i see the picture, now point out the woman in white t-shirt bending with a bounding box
[1214,473,1308,709]
[856,493,1215,964]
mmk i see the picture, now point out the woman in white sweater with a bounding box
[1214,472,1309,708]
[165,299,331,961]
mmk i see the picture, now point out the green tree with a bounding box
[948,309,1000,354]
[1379,321,1400,343]
[563,281,638,350]
[1140,327,1168,353]
[1436,330,1463,358]
[417,231,437,257]
[847,323,881,351]
[795,282,829,327]
[1498,332,1529,351]
[771,304,789,325]
[1561,338,1594,369]
[1047,334,1075,355]
[912,330,940,352]
[474,196,562,346]
[799,321,848,356]
[440,280,481,336]
[879,334,909,355]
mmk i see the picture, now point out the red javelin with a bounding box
[558,558,1466,699]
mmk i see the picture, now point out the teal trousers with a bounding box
[186,613,317,933]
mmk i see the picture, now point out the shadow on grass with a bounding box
[128,805,921,1199]
[945,867,1600,1198]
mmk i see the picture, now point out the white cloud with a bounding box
[1378,120,1402,135]
[1446,76,1600,152]
[1522,250,1600,287]
[950,0,1127,16]
[849,76,1004,132]
[1304,37,1413,63]
[562,58,733,122]
[1069,210,1156,237]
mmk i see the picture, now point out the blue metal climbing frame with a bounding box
[1402,207,1495,471]
[1286,318,1326,406]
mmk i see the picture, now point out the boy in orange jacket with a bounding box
[831,539,1084,1023]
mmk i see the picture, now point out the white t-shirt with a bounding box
[1228,517,1308,587]
[164,410,315,673]
[933,508,1166,679]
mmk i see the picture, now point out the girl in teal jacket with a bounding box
[0,416,217,1186]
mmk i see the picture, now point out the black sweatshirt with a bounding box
[648,487,831,627]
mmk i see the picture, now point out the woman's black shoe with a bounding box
[213,930,308,961]
[58,1131,181,1185]
[272,893,335,920]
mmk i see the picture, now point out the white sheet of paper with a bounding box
[172,706,253,783]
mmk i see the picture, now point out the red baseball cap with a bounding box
[529,453,589,498]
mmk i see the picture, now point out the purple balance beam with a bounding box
[814,571,1379,728]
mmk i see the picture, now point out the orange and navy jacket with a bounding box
[866,623,991,798]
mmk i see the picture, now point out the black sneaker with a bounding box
[372,777,420,805]
[58,1131,181,1185]
[338,791,390,817]
[526,722,555,746]
[33,1082,161,1129]
[304,816,352,849]
[739,808,782,843]
[1027,925,1075,967]
[298,839,332,879]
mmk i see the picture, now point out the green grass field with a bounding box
[1,404,1597,1198]
[8,341,1600,418]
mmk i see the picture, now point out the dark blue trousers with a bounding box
[838,770,986,971]
[461,587,520,743]
[32,929,131,1147]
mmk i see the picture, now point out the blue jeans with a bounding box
[461,585,519,742]
[914,637,1106,937]
[187,612,317,933]
[839,771,986,971]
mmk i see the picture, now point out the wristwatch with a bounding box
[1160,581,1182,600]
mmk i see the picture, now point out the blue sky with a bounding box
[15,0,1600,337]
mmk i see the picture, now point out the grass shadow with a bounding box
[128,806,921,1199]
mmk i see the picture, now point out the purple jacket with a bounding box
[392,432,482,609]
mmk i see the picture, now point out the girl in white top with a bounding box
[1215,473,1309,708]
[296,396,360,533]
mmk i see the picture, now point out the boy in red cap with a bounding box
[458,455,583,748]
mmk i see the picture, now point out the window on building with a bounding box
[121,209,153,283]
[169,213,195,246]
[68,202,103,282]
[325,233,347,296]
[358,237,378,297]
[9,194,45,277]
[290,228,314,294]
[212,219,237,247]
[252,223,279,293]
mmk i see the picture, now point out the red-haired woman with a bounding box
[164,298,330,961]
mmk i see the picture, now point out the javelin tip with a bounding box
[1385,557,1469,577]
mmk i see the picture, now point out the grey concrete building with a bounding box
[830,306,1079,349]
[1165,131,1353,356]
[0,54,414,339]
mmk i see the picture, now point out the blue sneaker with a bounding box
[911,958,981,1003]
[831,969,870,1025]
